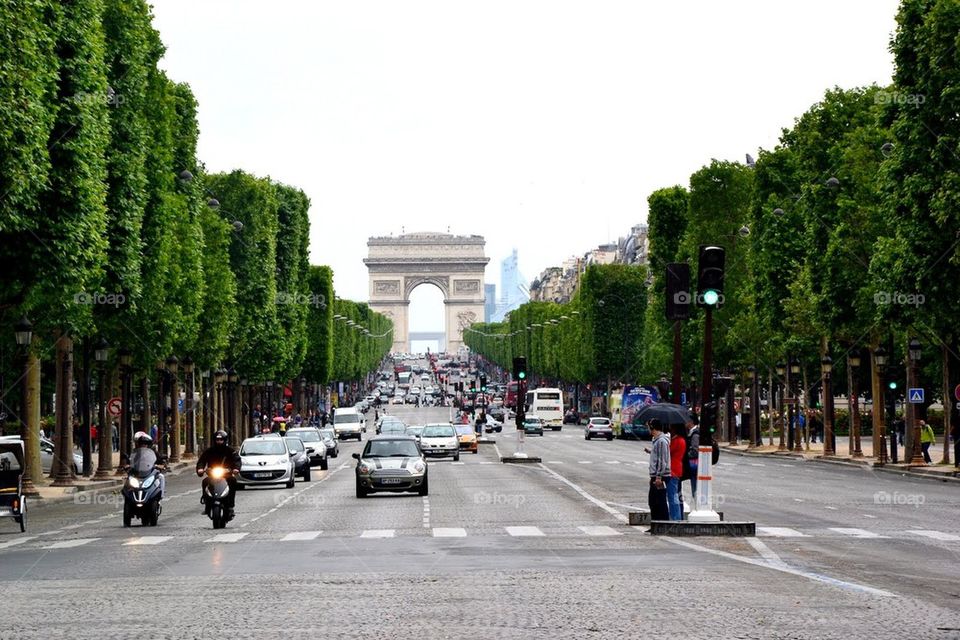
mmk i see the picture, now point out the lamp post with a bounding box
[848,352,863,457]
[874,346,889,465]
[201,369,210,449]
[118,349,133,465]
[747,365,759,448]
[908,338,925,465]
[266,380,274,422]
[227,367,238,437]
[14,317,40,495]
[240,379,249,437]
[94,339,112,477]
[183,357,195,458]
[776,361,786,451]
[821,356,835,456]
[790,358,803,452]
[166,355,180,463]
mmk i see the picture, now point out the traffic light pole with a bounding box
[689,306,720,523]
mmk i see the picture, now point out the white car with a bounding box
[237,435,295,489]
[418,423,460,461]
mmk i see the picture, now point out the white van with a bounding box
[333,407,363,441]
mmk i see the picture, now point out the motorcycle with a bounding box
[122,457,164,527]
[200,466,236,529]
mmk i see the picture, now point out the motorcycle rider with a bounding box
[196,430,242,517]
[128,431,166,499]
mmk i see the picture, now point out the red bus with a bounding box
[505,382,518,409]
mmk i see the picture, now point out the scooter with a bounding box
[122,462,164,527]
[200,466,236,530]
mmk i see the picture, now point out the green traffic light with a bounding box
[702,290,719,306]
[518,372,526,380]
[888,381,897,389]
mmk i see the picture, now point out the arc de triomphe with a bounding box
[364,232,488,353]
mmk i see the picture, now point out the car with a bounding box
[365,394,378,404]
[454,424,479,453]
[332,407,363,440]
[380,422,407,436]
[39,437,83,475]
[390,396,405,405]
[482,414,503,433]
[286,427,329,469]
[621,417,652,440]
[353,436,428,498]
[522,416,544,436]
[376,415,405,434]
[284,437,313,481]
[409,386,421,395]
[318,428,339,457]
[418,423,460,460]
[405,425,424,442]
[585,417,614,441]
[237,435,296,489]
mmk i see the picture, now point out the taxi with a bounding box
[454,423,479,454]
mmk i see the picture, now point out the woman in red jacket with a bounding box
[668,423,686,521]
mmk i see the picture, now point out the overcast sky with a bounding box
[151,0,899,336]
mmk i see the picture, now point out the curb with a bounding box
[719,446,960,484]
[28,462,193,508]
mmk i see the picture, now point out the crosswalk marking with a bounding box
[577,461,593,464]
[123,536,172,546]
[451,462,465,466]
[757,527,809,538]
[911,530,960,542]
[281,531,322,541]
[205,532,247,543]
[829,528,887,539]
[605,461,621,465]
[0,536,36,550]
[578,525,622,537]
[546,461,564,464]
[505,526,545,537]
[749,463,766,467]
[360,529,395,538]
[43,538,99,549]
[432,527,467,537]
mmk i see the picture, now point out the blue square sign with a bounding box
[908,388,924,403]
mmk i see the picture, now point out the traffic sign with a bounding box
[681,392,687,405]
[107,397,122,417]
[954,384,960,402]
[908,388,924,403]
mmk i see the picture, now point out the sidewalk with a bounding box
[719,435,959,483]
[28,448,195,506]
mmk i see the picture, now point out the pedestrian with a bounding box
[952,421,960,469]
[919,420,935,464]
[668,423,686,521]
[112,421,119,452]
[647,419,670,522]
[91,423,97,453]
[683,415,700,503]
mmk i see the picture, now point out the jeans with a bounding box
[921,442,932,464]
[648,477,669,521]
[686,461,698,500]
[667,477,681,521]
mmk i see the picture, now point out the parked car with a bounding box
[38,437,83,475]
[354,436,428,498]
[237,435,295,489]
[584,417,614,441]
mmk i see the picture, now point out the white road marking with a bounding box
[862,514,878,519]
[62,524,83,530]
[547,461,565,464]
[757,527,809,537]
[605,461,621,465]
[636,461,648,465]
[479,461,495,465]
[205,533,248,543]
[746,537,789,568]
[829,528,887,539]
[749,463,766,467]
[537,463,627,523]
[577,461,593,464]
[281,531,322,541]
[44,538,100,549]
[0,536,36,550]
[578,525,622,537]
[505,526,544,537]
[451,462,465,466]
[910,530,960,542]
[123,536,172,546]
[824,506,838,510]
[360,529,395,538]
[432,527,467,537]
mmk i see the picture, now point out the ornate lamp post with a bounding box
[790,357,803,452]
[14,317,40,495]
[166,355,180,462]
[874,346,889,464]
[183,357,195,458]
[908,338,925,465]
[776,361,786,451]
[848,352,863,457]
[94,338,112,477]
[240,379,249,437]
[821,356,835,456]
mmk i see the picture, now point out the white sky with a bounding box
[151,0,899,333]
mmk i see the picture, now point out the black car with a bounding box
[284,437,313,481]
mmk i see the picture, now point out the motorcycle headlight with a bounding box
[141,474,155,489]
[126,476,141,489]
[209,467,226,480]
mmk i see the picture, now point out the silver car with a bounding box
[354,436,427,498]
[418,423,460,460]
[286,428,329,470]
[237,435,295,489]
[584,417,614,441]
[40,437,82,475]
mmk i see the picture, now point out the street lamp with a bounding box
[94,338,112,478]
[821,356,834,456]
[873,346,889,464]
[908,338,925,465]
[182,357,195,457]
[14,317,39,495]
[776,361,786,451]
[166,355,180,462]
[848,352,863,457]
[790,358,803,452]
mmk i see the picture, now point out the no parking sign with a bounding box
[107,397,122,417]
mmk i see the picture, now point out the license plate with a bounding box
[380,478,403,484]
[255,472,272,478]
[0,507,11,515]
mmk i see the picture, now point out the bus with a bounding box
[397,371,412,388]
[525,387,564,429]
[505,382,518,409]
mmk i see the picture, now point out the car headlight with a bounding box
[358,463,374,475]
[126,476,141,488]
[412,461,425,473]
[277,457,289,465]
[141,474,155,489]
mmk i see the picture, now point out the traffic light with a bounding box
[697,245,725,307]
[700,400,718,446]
[512,357,527,382]
[480,375,487,392]
[665,262,691,321]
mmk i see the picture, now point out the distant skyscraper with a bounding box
[492,249,528,321]
[484,283,497,322]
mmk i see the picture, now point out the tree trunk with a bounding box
[768,369,775,445]
[140,374,151,446]
[943,343,952,465]
[24,350,44,487]
[51,332,75,485]
[871,345,884,459]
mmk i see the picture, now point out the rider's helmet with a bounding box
[213,430,228,445]
[134,431,153,447]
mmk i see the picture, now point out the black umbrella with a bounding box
[632,402,692,426]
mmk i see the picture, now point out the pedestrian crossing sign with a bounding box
[908,388,924,403]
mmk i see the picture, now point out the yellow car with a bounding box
[454,424,479,454]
